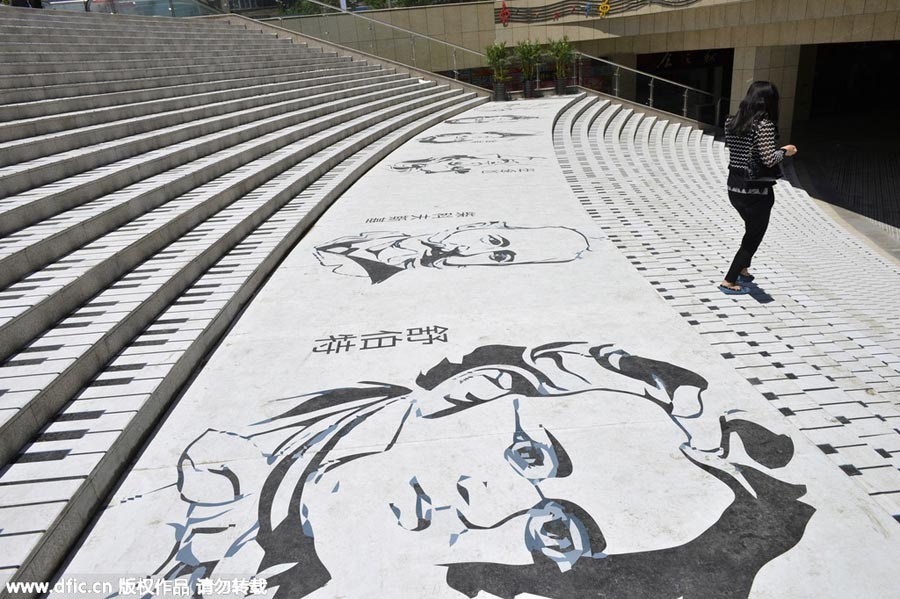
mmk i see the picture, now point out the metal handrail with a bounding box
[260,0,485,60]
[83,0,223,14]
[78,0,727,121]
[262,2,727,115]
[575,49,717,100]
[574,49,728,125]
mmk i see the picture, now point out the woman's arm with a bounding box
[753,119,787,166]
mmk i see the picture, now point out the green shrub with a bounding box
[548,36,574,79]
[485,41,511,83]
[514,39,543,82]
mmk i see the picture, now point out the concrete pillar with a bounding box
[730,45,801,140]
[793,45,818,124]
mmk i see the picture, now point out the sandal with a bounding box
[737,274,755,283]
[718,284,750,295]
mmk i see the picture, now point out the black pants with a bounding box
[725,188,774,283]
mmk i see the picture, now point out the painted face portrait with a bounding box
[389,154,543,175]
[144,342,813,599]
[444,115,540,125]
[418,132,534,144]
[313,222,591,284]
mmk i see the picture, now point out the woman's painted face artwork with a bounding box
[153,342,812,599]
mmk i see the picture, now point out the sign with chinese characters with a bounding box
[364,211,475,224]
[313,326,449,355]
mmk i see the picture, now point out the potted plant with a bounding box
[514,39,543,98]
[485,41,511,102]
[548,36,574,95]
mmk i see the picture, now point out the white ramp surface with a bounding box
[53,98,900,599]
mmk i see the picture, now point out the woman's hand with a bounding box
[781,144,798,156]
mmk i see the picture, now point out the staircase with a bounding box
[555,95,900,524]
[0,5,485,593]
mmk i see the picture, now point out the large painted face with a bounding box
[161,344,811,599]
[275,345,809,598]
[424,225,589,267]
[308,387,730,587]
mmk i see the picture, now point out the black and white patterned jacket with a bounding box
[725,115,786,191]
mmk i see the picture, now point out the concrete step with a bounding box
[0,65,387,141]
[0,36,294,55]
[0,8,243,31]
[0,74,414,286]
[0,47,330,76]
[0,89,484,597]
[0,10,490,596]
[0,69,394,238]
[0,57,373,126]
[0,81,454,463]
[0,22,245,40]
[656,117,900,377]
[0,79,434,361]
[0,73,409,198]
[0,53,342,95]
[0,25,282,43]
[555,97,900,523]
[1,45,305,65]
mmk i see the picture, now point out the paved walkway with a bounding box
[52,97,900,598]
[556,96,900,515]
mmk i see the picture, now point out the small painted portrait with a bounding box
[312,222,590,284]
[445,115,540,125]
[144,341,813,598]
[389,154,543,175]
[418,131,534,144]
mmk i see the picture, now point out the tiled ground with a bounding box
[555,95,900,520]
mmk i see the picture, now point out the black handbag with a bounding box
[750,151,784,182]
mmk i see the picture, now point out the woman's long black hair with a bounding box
[727,81,780,136]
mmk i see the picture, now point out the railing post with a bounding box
[682,88,689,117]
[411,36,416,67]
[572,55,577,89]
[453,49,459,80]
[613,65,620,97]
[648,78,655,108]
[577,55,582,88]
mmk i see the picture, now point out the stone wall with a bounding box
[271,0,900,135]
[494,0,900,49]
[493,0,900,138]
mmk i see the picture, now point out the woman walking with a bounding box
[720,81,797,295]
